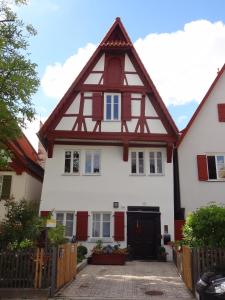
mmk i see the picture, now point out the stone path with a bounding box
[55,261,194,300]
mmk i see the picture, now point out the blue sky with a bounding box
[16,0,225,147]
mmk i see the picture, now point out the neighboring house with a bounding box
[177,64,225,227]
[0,134,44,220]
[38,18,178,260]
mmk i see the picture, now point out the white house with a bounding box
[0,134,44,220]
[38,18,178,259]
[177,64,225,220]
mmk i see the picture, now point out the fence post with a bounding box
[50,246,57,297]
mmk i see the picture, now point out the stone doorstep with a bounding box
[76,259,88,274]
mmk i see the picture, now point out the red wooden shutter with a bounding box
[122,93,131,121]
[114,211,125,241]
[218,104,225,122]
[40,211,50,217]
[197,155,208,181]
[92,92,103,121]
[76,211,88,241]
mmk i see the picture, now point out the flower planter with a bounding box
[90,253,126,265]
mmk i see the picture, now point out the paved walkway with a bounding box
[55,261,194,300]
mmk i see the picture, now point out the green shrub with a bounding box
[48,224,66,245]
[77,244,88,263]
[183,204,225,247]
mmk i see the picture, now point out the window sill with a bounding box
[83,173,101,176]
[148,173,164,176]
[129,174,146,176]
[103,120,121,122]
[62,173,80,176]
[207,179,225,182]
[89,238,113,243]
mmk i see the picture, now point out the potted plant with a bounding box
[90,240,127,265]
[157,246,168,262]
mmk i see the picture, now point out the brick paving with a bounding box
[55,261,194,300]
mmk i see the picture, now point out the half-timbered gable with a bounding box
[39,18,178,161]
[39,18,178,260]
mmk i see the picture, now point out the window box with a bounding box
[90,253,126,265]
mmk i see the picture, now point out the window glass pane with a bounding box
[56,213,64,225]
[85,152,92,173]
[103,222,110,237]
[106,95,112,120]
[93,152,100,173]
[217,156,225,179]
[64,151,71,173]
[103,214,110,222]
[65,213,73,236]
[92,213,101,237]
[138,152,144,174]
[207,156,217,179]
[150,152,155,173]
[113,95,119,120]
[157,152,162,173]
[131,152,137,173]
[73,151,79,173]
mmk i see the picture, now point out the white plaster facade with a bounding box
[40,144,174,259]
[178,70,225,216]
[0,171,42,220]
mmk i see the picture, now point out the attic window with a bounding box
[104,93,121,121]
[218,104,225,122]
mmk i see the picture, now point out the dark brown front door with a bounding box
[127,209,161,259]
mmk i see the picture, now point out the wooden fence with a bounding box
[0,243,77,296]
[173,246,225,296]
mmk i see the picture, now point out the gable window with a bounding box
[85,150,100,174]
[64,151,80,174]
[149,152,163,175]
[92,212,111,238]
[131,151,144,175]
[207,155,225,180]
[104,93,121,121]
[56,212,74,237]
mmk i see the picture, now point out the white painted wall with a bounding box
[0,171,42,220]
[178,71,225,216]
[40,145,174,259]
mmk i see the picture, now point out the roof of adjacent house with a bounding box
[178,64,225,146]
[6,133,44,182]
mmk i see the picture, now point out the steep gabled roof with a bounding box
[6,134,44,181]
[39,17,178,146]
[178,64,225,146]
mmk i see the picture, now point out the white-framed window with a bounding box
[207,155,225,180]
[104,93,121,121]
[149,151,163,175]
[92,212,111,238]
[64,150,80,174]
[56,212,75,237]
[85,150,101,174]
[131,151,145,175]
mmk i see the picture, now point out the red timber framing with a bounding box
[38,17,178,159]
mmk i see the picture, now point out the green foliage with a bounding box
[0,0,39,166]
[0,199,44,246]
[8,238,33,250]
[48,224,67,246]
[95,239,103,249]
[183,204,225,247]
[77,244,88,263]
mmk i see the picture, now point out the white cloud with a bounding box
[134,20,225,105]
[41,20,225,106]
[41,43,96,99]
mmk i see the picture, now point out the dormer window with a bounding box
[104,93,121,121]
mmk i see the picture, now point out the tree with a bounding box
[0,0,39,165]
[183,204,225,247]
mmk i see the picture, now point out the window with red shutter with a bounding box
[114,211,125,241]
[197,155,208,181]
[122,93,131,121]
[76,211,88,241]
[92,93,103,121]
[218,104,225,122]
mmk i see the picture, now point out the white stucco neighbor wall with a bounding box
[40,145,174,259]
[178,71,225,216]
[0,171,42,220]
